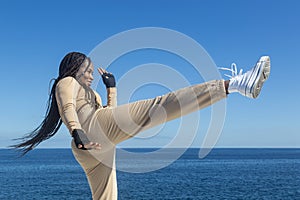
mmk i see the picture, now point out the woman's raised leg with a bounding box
[93,80,226,145]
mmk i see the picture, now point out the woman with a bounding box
[13,52,270,199]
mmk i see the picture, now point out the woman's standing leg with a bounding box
[72,141,118,200]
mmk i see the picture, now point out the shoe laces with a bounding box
[219,63,243,78]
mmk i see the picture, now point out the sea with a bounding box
[0,148,299,200]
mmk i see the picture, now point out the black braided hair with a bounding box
[11,52,87,155]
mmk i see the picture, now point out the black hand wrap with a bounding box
[72,129,90,150]
[101,72,116,88]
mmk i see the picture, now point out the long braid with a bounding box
[11,52,87,155]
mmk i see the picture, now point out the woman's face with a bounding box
[76,58,94,87]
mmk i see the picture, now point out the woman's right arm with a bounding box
[55,77,82,133]
[55,77,101,150]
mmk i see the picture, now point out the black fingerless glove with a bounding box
[101,72,116,88]
[72,129,90,150]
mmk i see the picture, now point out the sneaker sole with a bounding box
[248,56,271,98]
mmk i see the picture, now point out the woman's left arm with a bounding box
[106,87,117,107]
[98,67,117,108]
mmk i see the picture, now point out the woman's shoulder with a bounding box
[56,76,81,88]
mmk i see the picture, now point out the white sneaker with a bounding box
[220,56,271,98]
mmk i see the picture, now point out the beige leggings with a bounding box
[72,80,227,200]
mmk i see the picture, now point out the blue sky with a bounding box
[0,0,299,149]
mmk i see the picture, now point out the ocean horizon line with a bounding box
[1,147,300,150]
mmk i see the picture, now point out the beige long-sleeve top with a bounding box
[55,76,117,134]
